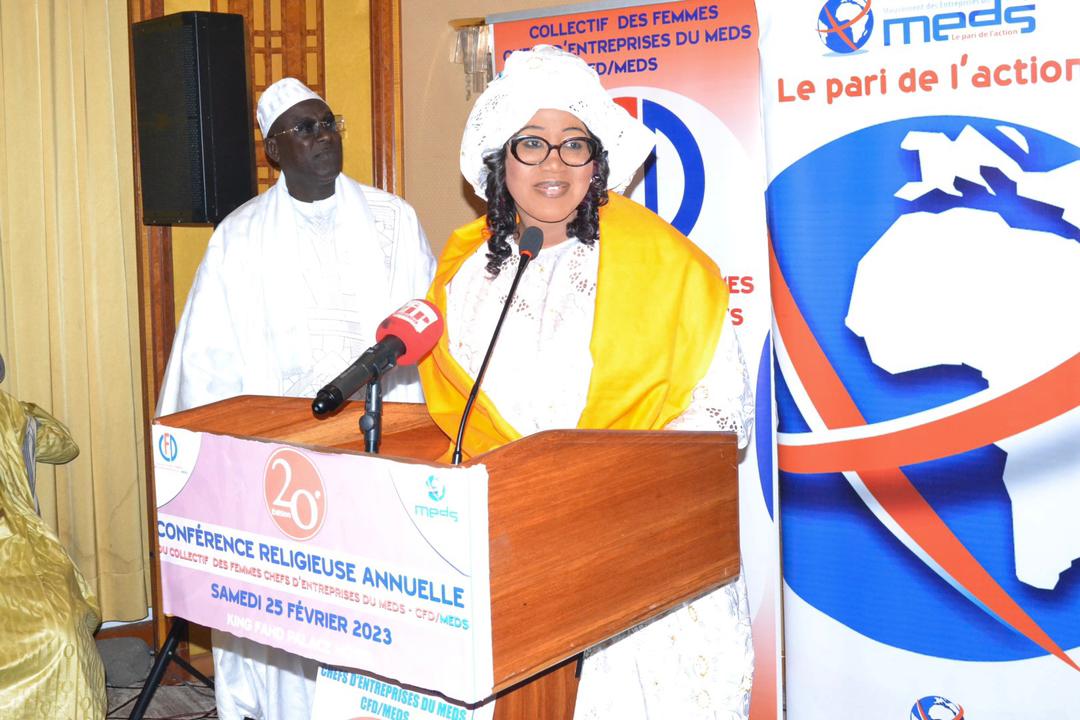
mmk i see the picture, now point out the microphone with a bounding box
[451,226,544,464]
[311,299,444,416]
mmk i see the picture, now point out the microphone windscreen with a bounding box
[375,299,444,366]
[519,226,543,259]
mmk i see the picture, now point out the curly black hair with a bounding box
[481,138,610,276]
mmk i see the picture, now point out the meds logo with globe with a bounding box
[768,115,1080,664]
[426,474,446,503]
[910,696,963,720]
[817,0,874,54]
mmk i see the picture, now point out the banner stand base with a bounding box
[128,617,215,719]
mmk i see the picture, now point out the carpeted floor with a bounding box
[97,637,217,719]
[105,683,217,720]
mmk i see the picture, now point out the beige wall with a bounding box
[167,0,372,322]
[401,0,559,256]
[326,0,375,186]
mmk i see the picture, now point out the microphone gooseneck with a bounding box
[451,226,544,465]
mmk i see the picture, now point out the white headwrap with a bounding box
[459,45,656,198]
[257,77,325,136]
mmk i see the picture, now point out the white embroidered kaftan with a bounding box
[159,174,435,415]
[446,236,755,720]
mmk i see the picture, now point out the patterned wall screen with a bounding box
[211,0,326,191]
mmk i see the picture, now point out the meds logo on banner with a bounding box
[818,0,874,54]
[414,472,457,524]
[818,0,1039,52]
[415,474,458,523]
[158,432,179,462]
[263,447,327,541]
[399,470,469,575]
[769,116,1080,664]
[910,696,964,719]
[426,474,446,502]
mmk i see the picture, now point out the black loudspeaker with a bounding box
[132,12,256,225]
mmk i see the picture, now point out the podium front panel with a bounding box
[152,422,494,703]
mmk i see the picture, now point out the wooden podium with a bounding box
[157,395,740,719]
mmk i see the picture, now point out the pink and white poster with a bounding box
[152,423,494,706]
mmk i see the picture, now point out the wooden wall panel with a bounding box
[213,0,327,191]
[370,0,403,195]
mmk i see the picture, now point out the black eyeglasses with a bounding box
[508,135,598,166]
[267,115,345,140]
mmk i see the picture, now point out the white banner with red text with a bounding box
[759,1,1080,717]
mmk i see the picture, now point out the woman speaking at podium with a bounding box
[419,45,754,720]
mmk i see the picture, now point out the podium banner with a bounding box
[152,424,494,704]
[758,1,1080,716]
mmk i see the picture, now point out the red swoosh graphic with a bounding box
[819,0,872,52]
[778,351,1080,473]
[916,703,964,719]
[770,240,1079,670]
[819,0,872,33]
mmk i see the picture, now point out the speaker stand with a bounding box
[128,617,214,719]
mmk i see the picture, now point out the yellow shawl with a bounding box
[419,193,729,459]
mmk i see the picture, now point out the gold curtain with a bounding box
[0,0,149,620]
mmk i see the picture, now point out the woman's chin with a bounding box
[519,207,579,227]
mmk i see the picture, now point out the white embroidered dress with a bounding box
[446,236,755,720]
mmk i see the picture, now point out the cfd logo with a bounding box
[158,432,179,462]
[263,448,327,541]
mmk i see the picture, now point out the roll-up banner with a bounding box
[758,1,1080,717]
[492,2,780,717]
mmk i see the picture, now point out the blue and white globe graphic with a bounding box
[425,474,446,502]
[910,696,963,720]
[766,115,1080,661]
[817,0,874,54]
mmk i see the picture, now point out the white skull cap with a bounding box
[257,77,325,136]
[459,45,656,198]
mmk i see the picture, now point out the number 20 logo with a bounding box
[263,448,327,541]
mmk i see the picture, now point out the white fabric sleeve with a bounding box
[157,235,243,415]
[382,200,436,404]
[666,313,755,448]
[405,203,437,294]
